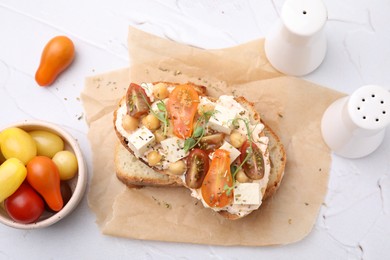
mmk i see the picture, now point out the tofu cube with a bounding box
[160,137,188,163]
[219,141,241,164]
[127,126,155,157]
[208,105,237,134]
[233,182,261,205]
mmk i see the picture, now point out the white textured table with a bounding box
[1,1,389,259]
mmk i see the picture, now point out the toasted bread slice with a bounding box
[113,82,286,219]
[114,121,286,196]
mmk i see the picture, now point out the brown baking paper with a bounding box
[81,27,344,246]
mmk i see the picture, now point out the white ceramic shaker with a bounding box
[321,85,390,158]
[264,0,328,76]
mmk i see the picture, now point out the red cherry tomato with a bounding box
[5,182,44,224]
[185,149,210,189]
[240,140,265,180]
[168,84,199,139]
[126,83,151,118]
[26,156,63,211]
[201,149,233,208]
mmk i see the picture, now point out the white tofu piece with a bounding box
[233,182,261,205]
[160,137,188,163]
[127,126,155,158]
[219,141,241,164]
[208,104,237,134]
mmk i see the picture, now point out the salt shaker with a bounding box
[321,85,390,158]
[264,0,328,76]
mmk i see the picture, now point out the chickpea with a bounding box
[122,115,138,131]
[154,129,167,143]
[142,114,160,130]
[235,170,251,183]
[147,151,162,166]
[230,130,246,148]
[168,160,186,175]
[153,83,169,99]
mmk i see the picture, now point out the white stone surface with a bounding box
[0,0,389,259]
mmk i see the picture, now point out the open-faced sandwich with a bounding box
[113,82,286,220]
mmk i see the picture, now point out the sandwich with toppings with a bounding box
[113,82,286,220]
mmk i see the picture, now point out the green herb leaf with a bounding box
[193,126,204,138]
[184,138,196,153]
[157,102,166,112]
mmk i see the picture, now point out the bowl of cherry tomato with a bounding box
[0,120,87,229]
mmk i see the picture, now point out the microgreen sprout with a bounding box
[183,109,216,153]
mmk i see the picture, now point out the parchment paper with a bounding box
[81,27,344,246]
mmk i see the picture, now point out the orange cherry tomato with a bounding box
[167,84,199,139]
[26,156,63,211]
[201,149,233,208]
[35,36,75,86]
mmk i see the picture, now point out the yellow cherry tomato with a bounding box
[0,127,37,165]
[0,158,27,202]
[29,130,64,158]
[52,150,78,180]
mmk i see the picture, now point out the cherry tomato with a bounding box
[168,84,199,139]
[26,156,63,211]
[0,158,27,203]
[35,36,75,86]
[52,150,78,180]
[199,133,225,153]
[201,149,233,208]
[0,127,37,165]
[240,140,265,180]
[5,182,44,224]
[185,149,210,189]
[29,130,64,158]
[126,83,151,118]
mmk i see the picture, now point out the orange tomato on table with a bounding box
[35,36,75,86]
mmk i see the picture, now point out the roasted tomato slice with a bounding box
[167,84,199,139]
[240,140,265,180]
[201,149,233,208]
[185,149,210,189]
[126,83,150,118]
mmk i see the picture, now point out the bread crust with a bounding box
[113,82,286,220]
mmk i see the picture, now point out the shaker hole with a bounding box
[383,111,386,114]
[375,118,379,122]
[381,100,384,104]
[371,94,375,98]
[357,107,360,110]
[363,116,366,119]
[362,98,366,102]
[303,10,307,15]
